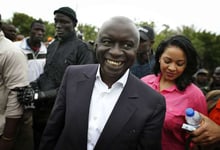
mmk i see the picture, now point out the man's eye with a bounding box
[55,20,69,24]
[124,44,132,49]
[123,43,133,50]
[102,40,111,46]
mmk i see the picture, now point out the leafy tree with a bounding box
[44,21,55,41]
[77,23,98,42]
[154,24,177,50]
[199,32,220,71]
[12,12,35,36]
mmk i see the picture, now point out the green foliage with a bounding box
[153,24,178,50]
[136,21,155,28]
[44,21,55,41]
[77,23,98,42]
[12,12,35,36]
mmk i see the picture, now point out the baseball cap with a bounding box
[196,68,209,75]
[214,67,220,76]
[138,26,155,41]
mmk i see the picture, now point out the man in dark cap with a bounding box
[54,6,77,23]
[130,25,155,78]
[194,68,211,94]
[15,6,95,150]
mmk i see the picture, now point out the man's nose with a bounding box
[109,43,123,55]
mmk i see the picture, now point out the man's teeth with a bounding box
[107,60,122,66]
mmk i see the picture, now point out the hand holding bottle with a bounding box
[191,113,220,145]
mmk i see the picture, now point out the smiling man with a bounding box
[39,16,166,150]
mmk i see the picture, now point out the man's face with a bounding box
[196,73,209,84]
[54,13,74,40]
[3,24,17,41]
[96,20,139,85]
[137,38,153,61]
[213,71,220,84]
[30,22,45,43]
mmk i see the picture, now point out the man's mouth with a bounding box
[106,59,122,66]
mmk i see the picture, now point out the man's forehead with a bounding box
[32,24,45,31]
[100,21,137,35]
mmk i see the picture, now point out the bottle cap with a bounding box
[186,108,195,117]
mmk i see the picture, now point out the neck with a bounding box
[28,39,41,48]
[27,39,41,52]
[159,76,175,91]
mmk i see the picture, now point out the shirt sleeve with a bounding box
[3,48,29,118]
[4,49,29,89]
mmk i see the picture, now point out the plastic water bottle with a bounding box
[185,108,202,128]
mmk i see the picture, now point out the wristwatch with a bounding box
[34,93,39,100]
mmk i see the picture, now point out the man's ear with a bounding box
[94,43,99,60]
[94,43,97,52]
[72,20,77,28]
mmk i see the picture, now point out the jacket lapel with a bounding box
[94,73,139,150]
[69,65,98,149]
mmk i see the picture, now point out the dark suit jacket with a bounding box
[39,64,166,150]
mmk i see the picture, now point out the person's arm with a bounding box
[139,96,166,150]
[39,67,69,150]
[0,45,29,150]
[0,91,23,150]
[0,90,23,150]
[191,113,220,145]
[13,83,58,109]
[77,42,95,64]
[0,118,20,150]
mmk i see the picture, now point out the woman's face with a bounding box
[159,46,187,82]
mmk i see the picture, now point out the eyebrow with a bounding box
[162,56,186,62]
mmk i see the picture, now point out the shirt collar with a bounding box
[19,37,47,52]
[96,65,129,88]
[151,73,180,92]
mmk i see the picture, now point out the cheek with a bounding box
[177,66,186,75]
[96,49,106,62]
[159,62,167,72]
[127,52,136,65]
[63,25,73,32]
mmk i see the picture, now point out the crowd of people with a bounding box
[0,6,220,150]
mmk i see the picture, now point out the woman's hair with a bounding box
[153,35,200,91]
